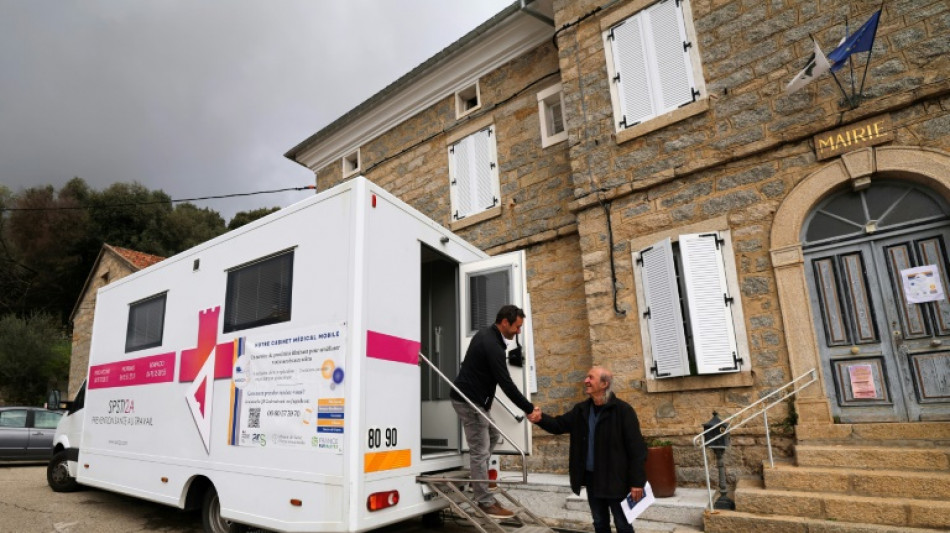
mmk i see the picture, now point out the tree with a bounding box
[163,203,227,251]
[0,313,69,405]
[227,206,280,231]
[2,183,90,319]
[86,182,174,256]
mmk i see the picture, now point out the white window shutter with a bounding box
[473,128,496,211]
[638,238,690,378]
[644,0,696,113]
[449,128,498,219]
[610,18,654,127]
[679,233,740,374]
[450,135,476,218]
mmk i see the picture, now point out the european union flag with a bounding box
[828,10,882,72]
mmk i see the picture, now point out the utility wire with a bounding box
[0,185,316,212]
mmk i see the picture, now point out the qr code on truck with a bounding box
[248,408,261,428]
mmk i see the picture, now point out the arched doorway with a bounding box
[802,181,950,422]
[771,146,950,425]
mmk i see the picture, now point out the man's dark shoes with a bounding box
[478,502,514,518]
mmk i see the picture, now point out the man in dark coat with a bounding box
[530,366,647,533]
[451,304,538,519]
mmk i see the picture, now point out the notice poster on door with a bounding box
[848,364,877,399]
[900,265,946,304]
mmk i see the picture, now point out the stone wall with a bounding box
[311,41,598,474]
[68,252,135,397]
[551,0,950,481]
[305,0,950,484]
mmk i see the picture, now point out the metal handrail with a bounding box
[692,368,818,510]
[418,351,529,483]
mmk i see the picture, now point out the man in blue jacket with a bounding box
[451,304,538,519]
[530,366,647,533]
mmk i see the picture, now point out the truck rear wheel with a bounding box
[201,487,248,533]
[47,450,80,492]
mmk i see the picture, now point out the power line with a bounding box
[0,185,316,212]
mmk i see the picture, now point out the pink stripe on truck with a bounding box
[366,330,420,365]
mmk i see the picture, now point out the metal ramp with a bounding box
[417,469,554,533]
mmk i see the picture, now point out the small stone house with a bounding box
[68,244,164,397]
[286,0,950,529]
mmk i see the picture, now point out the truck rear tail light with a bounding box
[367,490,399,511]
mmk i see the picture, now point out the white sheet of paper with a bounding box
[620,481,655,523]
[900,265,946,304]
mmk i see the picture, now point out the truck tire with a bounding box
[201,487,249,533]
[47,451,80,492]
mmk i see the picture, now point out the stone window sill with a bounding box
[616,98,709,145]
[645,370,753,393]
[449,205,502,231]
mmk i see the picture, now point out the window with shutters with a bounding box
[224,249,294,333]
[125,292,167,352]
[632,230,750,386]
[447,126,500,222]
[602,0,705,134]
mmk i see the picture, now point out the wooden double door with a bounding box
[806,225,950,422]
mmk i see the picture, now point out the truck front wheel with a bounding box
[47,451,80,492]
[201,487,248,533]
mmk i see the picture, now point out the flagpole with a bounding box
[856,5,884,105]
[845,16,856,106]
[813,32,853,107]
[830,70,855,109]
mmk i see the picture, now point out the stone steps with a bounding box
[796,422,950,445]
[704,428,950,532]
[764,461,950,500]
[734,477,950,530]
[704,509,950,533]
[794,444,950,471]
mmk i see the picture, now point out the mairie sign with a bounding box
[813,114,892,161]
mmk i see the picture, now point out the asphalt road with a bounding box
[0,463,473,533]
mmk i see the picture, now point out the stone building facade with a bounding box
[68,244,164,397]
[287,0,950,487]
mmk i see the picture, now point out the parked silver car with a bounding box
[0,406,63,460]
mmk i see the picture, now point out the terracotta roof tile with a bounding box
[110,245,165,270]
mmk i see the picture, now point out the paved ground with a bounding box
[0,463,705,533]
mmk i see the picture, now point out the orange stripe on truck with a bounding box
[364,449,411,473]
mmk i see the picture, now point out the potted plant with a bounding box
[644,438,676,497]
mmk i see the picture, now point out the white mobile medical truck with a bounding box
[49,177,537,533]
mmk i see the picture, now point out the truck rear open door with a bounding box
[458,250,534,455]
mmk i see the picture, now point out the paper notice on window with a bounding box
[620,482,655,523]
[849,364,877,399]
[901,265,946,304]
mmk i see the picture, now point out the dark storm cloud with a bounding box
[0,0,511,221]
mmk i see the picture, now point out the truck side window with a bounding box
[224,250,294,333]
[125,292,167,352]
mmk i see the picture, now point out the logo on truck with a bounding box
[180,306,236,454]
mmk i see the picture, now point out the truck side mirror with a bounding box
[46,389,61,410]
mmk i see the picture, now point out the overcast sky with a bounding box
[0,0,512,222]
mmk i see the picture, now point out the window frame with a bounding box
[631,220,752,392]
[601,0,707,140]
[223,249,295,334]
[342,149,361,178]
[537,83,567,148]
[124,292,167,353]
[455,81,482,119]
